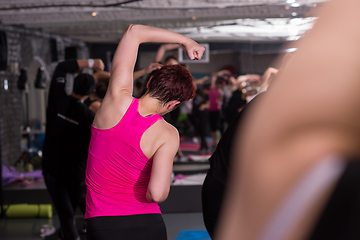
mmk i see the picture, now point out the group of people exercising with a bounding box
[42,0,360,239]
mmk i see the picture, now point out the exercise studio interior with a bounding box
[2,0,360,240]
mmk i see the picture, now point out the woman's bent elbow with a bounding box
[146,191,168,203]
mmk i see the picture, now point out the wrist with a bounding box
[88,59,94,68]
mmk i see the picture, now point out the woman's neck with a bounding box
[138,95,161,117]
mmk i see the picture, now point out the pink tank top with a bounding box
[209,87,221,111]
[85,98,163,219]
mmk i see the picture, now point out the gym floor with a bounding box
[1,138,211,240]
[1,170,208,240]
[0,212,206,240]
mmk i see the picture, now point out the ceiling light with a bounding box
[291,3,300,7]
[91,12,97,17]
[3,79,8,91]
[292,12,298,16]
[192,16,197,20]
[287,0,296,3]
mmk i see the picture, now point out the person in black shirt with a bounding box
[225,74,259,124]
[202,91,265,238]
[83,71,110,114]
[192,83,210,155]
[201,71,272,237]
[42,58,104,240]
[225,86,247,125]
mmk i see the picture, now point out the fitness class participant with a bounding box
[202,72,270,238]
[84,71,110,114]
[216,0,360,239]
[42,58,104,240]
[85,24,204,240]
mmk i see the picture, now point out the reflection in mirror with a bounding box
[34,67,46,89]
[21,57,49,152]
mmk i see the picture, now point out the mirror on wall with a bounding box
[21,57,49,152]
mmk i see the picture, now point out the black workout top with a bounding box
[42,60,95,183]
[208,92,265,184]
[226,89,247,124]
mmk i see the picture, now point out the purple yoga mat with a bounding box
[2,165,43,186]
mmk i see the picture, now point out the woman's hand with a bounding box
[145,62,163,74]
[93,59,105,72]
[184,41,205,60]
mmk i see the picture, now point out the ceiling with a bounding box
[0,0,327,43]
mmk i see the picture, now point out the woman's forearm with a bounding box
[129,24,194,50]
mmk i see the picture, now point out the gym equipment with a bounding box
[175,229,211,240]
[2,203,52,218]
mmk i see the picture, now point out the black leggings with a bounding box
[86,214,167,240]
[191,112,209,150]
[202,170,226,238]
[209,110,220,132]
[44,174,83,240]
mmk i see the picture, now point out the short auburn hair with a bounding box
[147,65,196,104]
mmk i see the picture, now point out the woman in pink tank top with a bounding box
[85,24,204,240]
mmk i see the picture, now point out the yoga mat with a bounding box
[188,155,210,162]
[2,165,43,186]
[3,204,52,218]
[175,230,211,240]
[179,138,213,152]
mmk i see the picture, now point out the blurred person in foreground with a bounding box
[216,0,360,239]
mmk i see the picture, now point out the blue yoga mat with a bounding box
[175,230,211,240]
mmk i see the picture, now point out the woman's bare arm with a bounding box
[94,24,204,129]
[93,70,110,83]
[146,124,179,203]
[133,62,162,80]
[106,24,204,100]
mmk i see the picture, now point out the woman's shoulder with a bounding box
[150,118,179,142]
[93,96,134,129]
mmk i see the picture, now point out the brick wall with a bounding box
[0,26,89,166]
[0,72,22,166]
